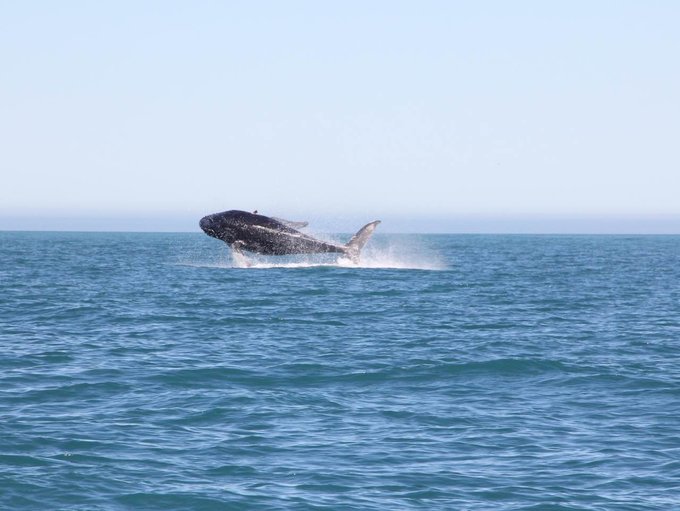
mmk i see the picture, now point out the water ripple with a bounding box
[1,233,679,510]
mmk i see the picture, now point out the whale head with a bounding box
[199,211,240,244]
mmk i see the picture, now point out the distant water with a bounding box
[1,232,679,510]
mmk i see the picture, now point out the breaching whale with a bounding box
[199,210,380,263]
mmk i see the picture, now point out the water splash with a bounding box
[182,236,446,270]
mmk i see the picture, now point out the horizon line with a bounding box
[1,213,679,235]
[2,228,680,236]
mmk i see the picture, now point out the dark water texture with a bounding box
[1,232,679,510]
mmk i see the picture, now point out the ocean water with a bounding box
[1,231,679,510]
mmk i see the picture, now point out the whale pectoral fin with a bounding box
[231,241,252,267]
[231,240,250,257]
[272,217,309,229]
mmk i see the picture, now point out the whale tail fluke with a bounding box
[345,220,381,263]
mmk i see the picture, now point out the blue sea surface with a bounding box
[1,232,679,510]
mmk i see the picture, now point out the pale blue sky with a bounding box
[1,1,679,232]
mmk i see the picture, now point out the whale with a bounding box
[199,210,380,263]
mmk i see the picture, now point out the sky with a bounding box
[1,1,679,233]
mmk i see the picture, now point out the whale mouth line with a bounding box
[201,226,217,238]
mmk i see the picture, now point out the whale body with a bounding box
[199,210,380,263]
